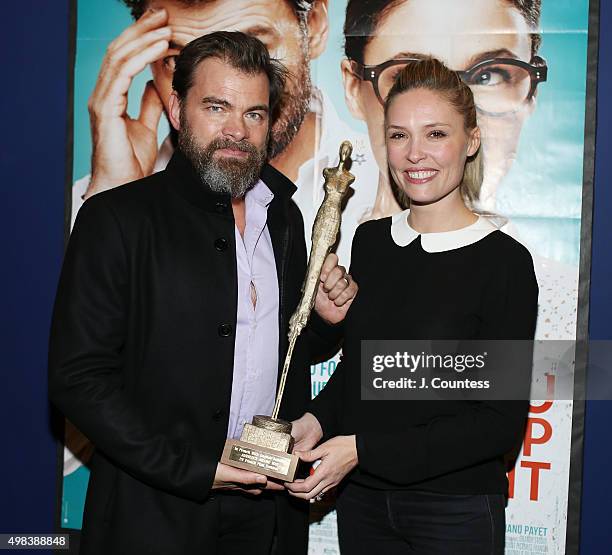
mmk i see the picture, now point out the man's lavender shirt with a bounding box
[227,179,279,439]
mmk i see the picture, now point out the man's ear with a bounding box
[168,91,181,131]
[341,59,366,121]
[467,126,481,157]
[305,0,329,60]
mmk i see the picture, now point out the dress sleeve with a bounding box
[305,312,344,364]
[48,195,218,502]
[356,241,539,485]
[307,222,370,437]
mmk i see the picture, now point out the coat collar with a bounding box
[166,149,296,215]
[165,150,296,331]
[390,209,499,252]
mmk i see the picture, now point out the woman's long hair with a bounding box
[384,57,483,206]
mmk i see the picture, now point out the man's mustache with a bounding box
[209,138,259,154]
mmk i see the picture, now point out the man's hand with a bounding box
[285,436,358,500]
[291,412,323,453]
[85,8,171,199]
[212,463,285,496]
[314,253,358,325]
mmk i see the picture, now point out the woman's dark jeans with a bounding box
[336,482,505,554]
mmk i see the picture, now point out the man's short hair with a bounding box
[121,0,314,21]
[172,31,288,122]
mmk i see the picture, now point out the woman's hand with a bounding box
[314,254,358,325]
[285,435,358,500]
[291,412,323,453]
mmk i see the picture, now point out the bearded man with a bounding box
[49,32,356,555]
[70,0,377,268]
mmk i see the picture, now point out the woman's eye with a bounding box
[471,67,509,87]
[429,130,447,139]
[389,132,405,140]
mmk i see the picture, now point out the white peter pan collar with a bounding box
[390,209,501,252]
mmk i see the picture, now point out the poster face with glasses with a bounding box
[64,0,591,553]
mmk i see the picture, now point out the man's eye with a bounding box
[246,112,263,121]
[163,55,177,71]
[207,105,224,113]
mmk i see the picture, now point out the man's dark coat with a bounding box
[49,151,338,554]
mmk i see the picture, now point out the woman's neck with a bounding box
[407,191,477,234]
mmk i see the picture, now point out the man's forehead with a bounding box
[190,58,270,102]
[149,0,296,47]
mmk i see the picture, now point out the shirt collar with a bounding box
[390,209,500,252]
[248,179,274,207]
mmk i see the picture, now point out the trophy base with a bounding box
[221,415,298,482]
[221,439,299,482]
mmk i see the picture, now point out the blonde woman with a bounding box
[288,59,538,554]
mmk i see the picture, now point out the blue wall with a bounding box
[0,1,610,553]
[0,0,70,548]
[579,1,612,553]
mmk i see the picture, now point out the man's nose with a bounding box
[222,114,247,141]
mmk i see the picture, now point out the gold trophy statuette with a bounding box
[221,141,355,482]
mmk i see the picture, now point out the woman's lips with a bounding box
[403,169,438,185]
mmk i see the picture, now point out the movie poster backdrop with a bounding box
[63,1,593,553]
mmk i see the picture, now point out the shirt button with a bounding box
[214,238,228,251]
[215,202,228,214]
[212,409,224,421]
[218,323,233,337]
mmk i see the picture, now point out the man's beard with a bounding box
[178,122,267,199]
[267,35,312,159]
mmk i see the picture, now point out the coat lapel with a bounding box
[260,164,297,384]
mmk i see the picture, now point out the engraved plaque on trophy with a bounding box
[221,416,299,481]
[221,141,355,482]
